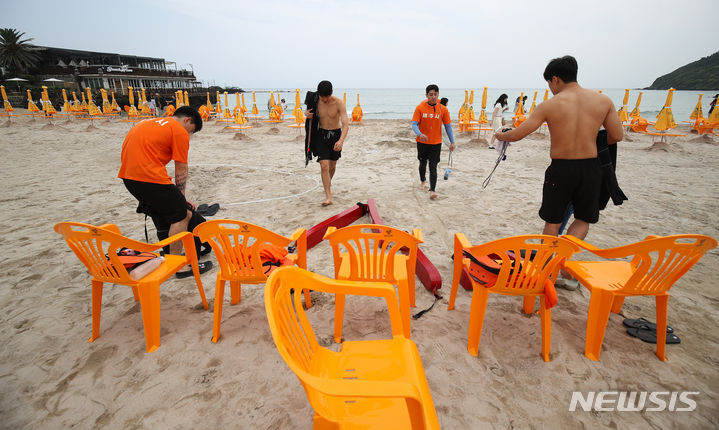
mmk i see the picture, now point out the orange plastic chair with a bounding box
[193,219,308,343]
[448,234,580,361]
[265,267,440,429]
[630,116,649,132]
[561,234,717,361]
[323,224,423,341]
[54,222,208,353]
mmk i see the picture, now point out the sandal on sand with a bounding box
[623,317,674,333]
[196,203,220,217]
[196,203,209,213]
[555,277,580,291]
[626,327,680,344]
[176,261,213,279]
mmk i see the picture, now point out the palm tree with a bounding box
[0,28,40,75]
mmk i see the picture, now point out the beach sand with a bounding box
[1,111,718,428]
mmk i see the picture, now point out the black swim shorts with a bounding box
[313,128,342,161]
[539,158,602,224]
[123,178,189,225]
[416,142,441,163]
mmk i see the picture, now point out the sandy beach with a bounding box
[1,110,718,429]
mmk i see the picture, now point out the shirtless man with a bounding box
[306,80,349,206]
[495,55,623,242]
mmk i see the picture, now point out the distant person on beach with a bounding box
[440,97,448,106]
[280,98,287,111]
[489,93,509,149]
[412,84,455,200]
[305,80,349,206]
[118,106,212,276]
[514,95,528,113]
[155,93,166,116]
[494,55,623,287]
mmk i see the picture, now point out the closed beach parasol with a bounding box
[215,91,221,113]
[293,89,303,119]
[477,86,488,125]
[100,89,111,113]
[617,89,630,122]
[630,92,642,119]
[206,92,212,112]
[529,91,538,115]
[127,86,138,117]
[86,87,101,115]
[543,89,549,102]
[690,93,703,120]
[110,91,120,112]
[709,96,719,123]
[26,89,40,112]
[1,85,13,113]
[654,88,676,131]
[241,92,247,114]
[351,93,362,124]
[251,91,259,115]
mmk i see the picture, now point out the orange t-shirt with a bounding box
[412,101,451,145]
[118,117,190,184]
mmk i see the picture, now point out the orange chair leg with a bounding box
[333,293,346,343]
[397,280,412,338]
[89,280,103,342]
[523,295,536,315]
[655,295,669,361]
[584,290,615,361]
[137,282,162,353]
[539,296,551,362]
[229,280,241,305]
[611,296,625,314]
[448,257,464,311]
[130,285,139,301]
[212,279,226,343]
[467,287,489,356]
[303,288,312,309]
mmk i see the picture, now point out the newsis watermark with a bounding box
[569,391,699,412]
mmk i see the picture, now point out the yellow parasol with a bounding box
[351,93,363,124]
[343,92,346,105]
[515,92,525,116]
[61,89,70,112]
[654,88,677,131]
[41,86,56,114]
[223,91,232,118]
[477,86,488,125]
[110,91,120,112]
[183,91,189,108]
[459,89,468,120]
[1,86,13,113]
[690,93,703,120]
[251,91,259,115]
[224,91,229,109]
[215,91,222,113]
[140,88,151,114]
[241,92,247,114]
[617,89,630,122]
[86,87,101,115]
[205,92,212,112]
[100,88,112,113]
[529,91,538,116]
[543,89,549,102]
[629,92,642,119]
[27,89,40,112]
[468,90,476,121]
[126,86,138,117]
[708,96,719,123]
[293,89,303,117]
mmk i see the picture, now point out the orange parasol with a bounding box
[654,88,676,131]
[86,87,101,116]
[477,86,488,125]
[690,93,703,120]
[543,89,549,102]
[617,89,630,122]
[351,93,363,124]
[27,89,40,112]
[629,92,642,118]
[529,91,538,115]
[251,91,259,115]
[241,92,247,114]
[1,85,13,113]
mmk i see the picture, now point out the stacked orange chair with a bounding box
[449,234,579,361]
[265,267,440,429]
[193,220,308,343]
[323,224,423,341]
[562,234,717,361]
[54,222,208,353]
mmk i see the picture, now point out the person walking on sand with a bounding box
[305,80,348,206]
[412,84,455,199]
[494,55,623,288]
[489,93,509,149]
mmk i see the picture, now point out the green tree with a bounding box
[0,28,40,75]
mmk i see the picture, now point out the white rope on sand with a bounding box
[193,163,320,206]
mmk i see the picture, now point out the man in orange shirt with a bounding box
[118,106,212,277]
[412,84,455,199]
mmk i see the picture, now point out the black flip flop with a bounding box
[626,327,680,344]
[175,261,213,279]
[202,203,220,217]
[196,203,209,213]
[623,317,673,333]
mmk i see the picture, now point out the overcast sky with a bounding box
[3,0,717,89]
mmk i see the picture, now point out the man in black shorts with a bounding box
[118,106,212,277]
[306,80,348,206]
[494,56,623,287]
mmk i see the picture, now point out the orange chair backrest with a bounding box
[622,235,717,295]
[324,224,421,283]
[464,235,579,295]
[54,222,138,284]
[194,219,294,283]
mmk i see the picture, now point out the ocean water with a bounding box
[238,88,715,122]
